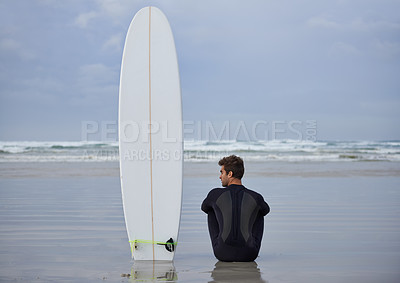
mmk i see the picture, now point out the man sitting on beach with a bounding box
[201,155,270,262]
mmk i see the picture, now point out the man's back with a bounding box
[202,184,270,262]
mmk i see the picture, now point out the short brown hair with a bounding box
[218,155,244,180]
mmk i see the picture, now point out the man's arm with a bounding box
[259,195,270,216]
[201,188,219,213]
[201,191,212,213]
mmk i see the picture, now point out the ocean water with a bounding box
[0,140,399,163]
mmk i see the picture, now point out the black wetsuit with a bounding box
[201,184,270,262]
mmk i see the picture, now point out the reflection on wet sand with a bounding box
[209,261,267,283]
[127,260,177,282]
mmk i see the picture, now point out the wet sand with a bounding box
[0,161,399,282]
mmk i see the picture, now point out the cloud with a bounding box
[78,63,117,86]
[350,18,400,32]
[96,0,131,22]
[0,37,35,60]
[360,99,400,117]
[76,63,118,103]
[102,33,123,52]
[74,11,98,28]
[307,13,400,58]
[307,16,340,29]
[0,74,65,108]
[307,15,400,33]
[329,41,360,56]
[73,0,137,28]
[0,38,19,50]
[372,39,400,57]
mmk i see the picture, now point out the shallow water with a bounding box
[0,161,399,282]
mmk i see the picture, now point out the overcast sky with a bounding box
[0,0,399,141]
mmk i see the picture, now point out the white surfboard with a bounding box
[118,6,183,261]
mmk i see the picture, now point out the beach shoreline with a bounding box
[1,160,399,179]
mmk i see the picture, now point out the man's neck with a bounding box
[228,179,242,186]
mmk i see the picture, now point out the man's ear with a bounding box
[228,171,233,178]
